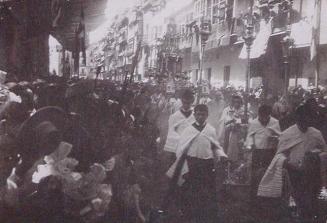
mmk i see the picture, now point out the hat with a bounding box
[17,106,67,155]
[65,80,94,98]
[14,106,67,178]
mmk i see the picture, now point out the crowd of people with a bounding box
[0,76,326,223]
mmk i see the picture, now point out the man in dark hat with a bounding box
[7,107,67,189]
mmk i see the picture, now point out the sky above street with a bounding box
[89,0,190,43]
[89,0,139,43]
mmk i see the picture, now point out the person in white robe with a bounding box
[244,105,281,185]
[163,89,195,154]
[217,95,246,162]
[245,105,281,151]
[207,91,225,138]
[166,104,227,223]
[257,105,327,218]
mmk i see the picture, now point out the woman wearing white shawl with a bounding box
[258,106,327,199]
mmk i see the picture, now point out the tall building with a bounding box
[171,0,327,94]
[100,0,327,91]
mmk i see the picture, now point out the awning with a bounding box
[290,19,311,48]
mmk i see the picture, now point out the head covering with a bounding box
[17,106,66,155]
[65,80,94,99]
[15,106,67,178]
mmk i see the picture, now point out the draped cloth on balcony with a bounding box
[239,19,272,59]
[290,19,311,48]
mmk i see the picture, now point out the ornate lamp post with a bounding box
[280,0,294,96]
[242,17,255,120]
[195,17,212,104]
[281,30,294,97]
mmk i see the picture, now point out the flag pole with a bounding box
[314,0,321,88]
[311,0,322,87]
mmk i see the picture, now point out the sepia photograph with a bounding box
[0,0,327,222]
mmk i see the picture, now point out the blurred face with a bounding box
[232,98,242,110]
[194,110,208,126]
[258,113,270,126]
[39,131,62,156]
[182,98,194,111]
[215,94,222,101]
[297,118,309,133]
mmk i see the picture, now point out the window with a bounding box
[223,65,230,86]
[207,0,212,19]
[196,69,199,81]
[212,0,226,24]
[200,0,206,17]
[195,1,200,18]
[195,0,208,19]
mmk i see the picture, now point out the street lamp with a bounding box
[281,30,294,97]
[242,18,255,121]
[280,0,294,97]
[195,17,212,104]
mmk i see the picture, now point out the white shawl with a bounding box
[166,123,227,185]
[164,110,195,153]
[258,125,327,197]
[245,117,281,150]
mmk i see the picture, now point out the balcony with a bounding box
[179,35,193,49]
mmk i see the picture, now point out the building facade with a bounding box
[97,0,327,94]
[178,0,327,95]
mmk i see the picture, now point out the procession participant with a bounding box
[257,105,327,218]
[207,90,225,138]
[217,94,246,162]
[167,92,181,114]
[166,104,227,223]
[163,89,195,155]
[304,97,324,130]
[272,95,289,120]
[244,105,280,151]
[134,85,152,118]
[244,105,280,187]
